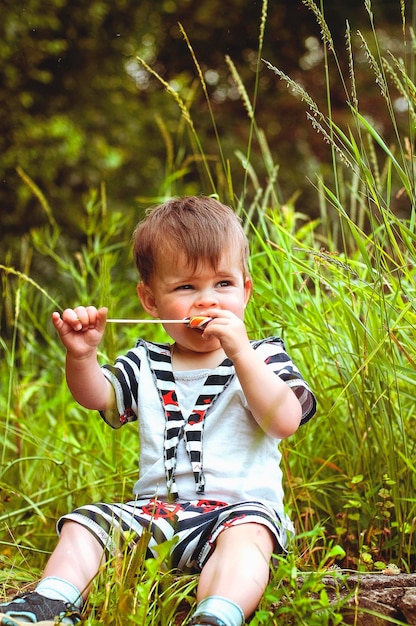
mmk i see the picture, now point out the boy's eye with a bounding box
[217,280,231,287]
[176,284,193,291]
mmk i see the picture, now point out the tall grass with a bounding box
[1,0,416,623]
[258,0,416,573]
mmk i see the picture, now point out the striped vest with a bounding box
[140,340,236,501]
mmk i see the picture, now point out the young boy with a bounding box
[0,196,316,626]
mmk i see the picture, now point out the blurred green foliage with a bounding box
[0,0,407,270]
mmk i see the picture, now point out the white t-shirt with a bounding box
[100,338,316,524]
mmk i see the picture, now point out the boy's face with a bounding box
[137,248,252,353]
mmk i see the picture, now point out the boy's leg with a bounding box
[189,523,274,626]
[42,520,104,599]
[0,521,104,624]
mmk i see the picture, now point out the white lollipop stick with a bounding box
[106,316,212,329]
[107,319,186,324]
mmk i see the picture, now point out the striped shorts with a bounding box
[57,498,288,573]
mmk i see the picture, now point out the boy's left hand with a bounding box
[200,310,250,362]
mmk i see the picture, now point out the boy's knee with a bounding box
[59,520,103,553]
[217,522,275,553]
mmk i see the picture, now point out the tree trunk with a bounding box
[323,572,416,625]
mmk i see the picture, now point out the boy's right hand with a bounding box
[51,306,108,358]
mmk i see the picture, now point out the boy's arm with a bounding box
[231,344,302,438]
[202,311,303,439]
[52,306,116,417]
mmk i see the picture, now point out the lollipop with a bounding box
[106,316,212,329]
[185,316,212,330]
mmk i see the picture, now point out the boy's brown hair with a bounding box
[133,196,250,284]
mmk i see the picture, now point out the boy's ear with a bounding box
[244,276,252,306]
[137,283,159,318]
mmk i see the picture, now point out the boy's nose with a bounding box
[195,289,219,308]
